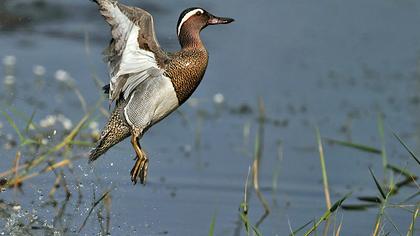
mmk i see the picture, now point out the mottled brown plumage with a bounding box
[165,49,208,104]
[89,102,130,162]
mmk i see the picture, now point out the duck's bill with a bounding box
[207,15,234,25]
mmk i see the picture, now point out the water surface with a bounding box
[0,0,419,235]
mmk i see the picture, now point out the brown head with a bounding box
[176,7,234,48]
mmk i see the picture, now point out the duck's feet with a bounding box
[130,153,148,185]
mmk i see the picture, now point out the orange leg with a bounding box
[130,134,148,185]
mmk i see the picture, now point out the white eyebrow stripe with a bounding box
[177,9,204,36]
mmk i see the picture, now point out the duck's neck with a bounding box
[179,29,205,50]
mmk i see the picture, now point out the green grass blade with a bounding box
[2,111,25,144]
[372,188,393,236]
[400,191,420,204]
[386,164,415,178]
[303,193,351,236]
[384,211,403,236]
[325,138,381,154]
[377,114,391,187]
[330,193,351,212]
[377,114,388,169]
[406,204,419,236]
[24,109,37,133]
[316,127,331,209]
[369,168,387,200]
[289,220,313,236]
[395,176,418,189]
[239,212,262,236]
[208,212,216,236]
[341,203,378,211]
[357,196,382,203]
[79,189,111,233]
[393,132,420,166]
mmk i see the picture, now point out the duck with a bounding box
[89,0,234,184]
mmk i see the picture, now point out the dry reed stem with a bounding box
[0,113,89,184]
[13,151,20,191]
[406,204,419,236]
[335,221,343,236]
[252,97,270,227]
[6,159,71,187]
[48,174,62,198]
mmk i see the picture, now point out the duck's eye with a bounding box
[196,11,202,16]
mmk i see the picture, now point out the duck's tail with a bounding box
[89,105,130,162]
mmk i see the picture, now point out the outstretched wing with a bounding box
[95,0,169,101]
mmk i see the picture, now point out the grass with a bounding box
[377,114,388,170]
[315,126,331,209]
[393,132,420,166]
[302,193,351,236]
[238,166,263,236]
[0,46,112,233]
[0,113,91,188]
[1,88,419,235]
[0,51,419,235]
[315,126,333,236]
[407,204,419,236]
[252,97,270,227]
[78,189,111,233]
[208,212,216,236]
[324,138,381,154]
[3,91,418,235]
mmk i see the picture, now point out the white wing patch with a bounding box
[101,1,162,101]
[177,9,204,36]
[112,25,163,99]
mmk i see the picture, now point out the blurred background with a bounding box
[0,0,419,235]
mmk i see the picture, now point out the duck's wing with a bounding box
[94,0,170,102]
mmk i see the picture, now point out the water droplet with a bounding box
[33,65,46,77]
[213,93,225,104]
[12,205,21,211]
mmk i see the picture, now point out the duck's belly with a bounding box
[123,75,179,133]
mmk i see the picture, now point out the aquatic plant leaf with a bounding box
[78,190,111,233]
[239,212,263,236]
[357,196,382,204]
[369,168,387,200]
[24,109,37,133]
[303,193,351,236]
[341,203,378,211]
[386,164,415,178]
[2,111,25,143]
[393,132,420,166]
[325,138,381,154]
[289,220,313,236]
[208,212,216,236]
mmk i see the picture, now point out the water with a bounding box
[0,0,419,235]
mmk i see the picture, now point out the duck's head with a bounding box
[177,7,234,47]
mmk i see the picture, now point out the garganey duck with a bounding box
[89,0,234,184]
